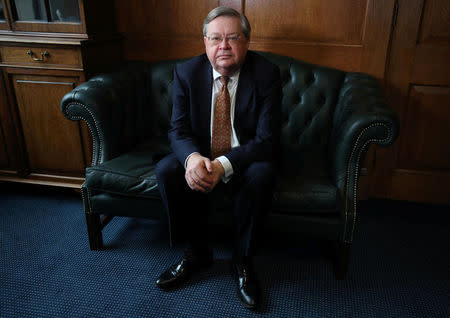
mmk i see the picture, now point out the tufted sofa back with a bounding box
[258,52,345,153]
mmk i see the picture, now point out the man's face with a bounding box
[204,16,249,76]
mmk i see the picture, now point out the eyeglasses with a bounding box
[205,34,241,45]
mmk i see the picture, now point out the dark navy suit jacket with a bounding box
[169,51,282,175]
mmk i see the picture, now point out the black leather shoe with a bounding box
[231,258,259,310]
[155,249,212,289]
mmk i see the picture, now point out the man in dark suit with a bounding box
[155,6,281,310]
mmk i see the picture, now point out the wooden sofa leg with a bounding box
[333,241,351,280]
[85,213,103,250]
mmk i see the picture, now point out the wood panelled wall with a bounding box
[114,0,450,204]
[115,1,240,63]
[115,0,395,79]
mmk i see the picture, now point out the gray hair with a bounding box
[203,6,251,40]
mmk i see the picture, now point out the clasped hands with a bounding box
[185,153,225,193]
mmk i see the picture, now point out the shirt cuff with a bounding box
[185,152,199,169]
[216,155,233,183]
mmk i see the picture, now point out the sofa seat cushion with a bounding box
[272,149,340,215]
[85,144,167,200]
[85,144,340,215]
[273,175,339,215]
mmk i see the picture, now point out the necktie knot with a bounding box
[220,76,229,87]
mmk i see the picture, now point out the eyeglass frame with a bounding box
[204,33,244,45]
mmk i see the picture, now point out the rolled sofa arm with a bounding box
[329,72,399,242]
[61,63,150,166]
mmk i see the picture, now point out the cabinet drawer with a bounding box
[0,45,82,68]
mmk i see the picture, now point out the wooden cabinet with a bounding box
[0,0,121,188]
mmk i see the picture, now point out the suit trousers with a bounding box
[155,153,275,257]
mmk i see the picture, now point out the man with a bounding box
[155,6,281,310]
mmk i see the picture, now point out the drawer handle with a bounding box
[26,49,50,62]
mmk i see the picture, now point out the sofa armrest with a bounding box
[61,63,150,165]
[329,72,399,242]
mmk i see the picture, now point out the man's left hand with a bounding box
[207,159,225,192]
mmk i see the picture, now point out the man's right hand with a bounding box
[185,153,214,193]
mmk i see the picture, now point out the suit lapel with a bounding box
[200,61,213,151]
[234,56,253,139]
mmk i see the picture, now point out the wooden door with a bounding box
[12,74,86,175]
[371,0,450,204]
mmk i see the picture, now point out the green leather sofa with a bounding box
[61,51,398,278]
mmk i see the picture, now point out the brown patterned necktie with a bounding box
[211,76,231,159]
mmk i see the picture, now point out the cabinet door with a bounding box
[8,0,84,33]
[0,72,9,168]
[12,74,86,175]
[0,70,20,172]
[0,124,9,167]
[0,0,8,30]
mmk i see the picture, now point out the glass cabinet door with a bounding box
[13,0,47,21]
[12,0,80,23]
[0,2,5,20]
[10,0,83,33]
[0,1,8,30]
[49,0,80,23]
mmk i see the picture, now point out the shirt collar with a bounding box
[212,68,240,83]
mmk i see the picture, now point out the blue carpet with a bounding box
[1,185,449,317]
